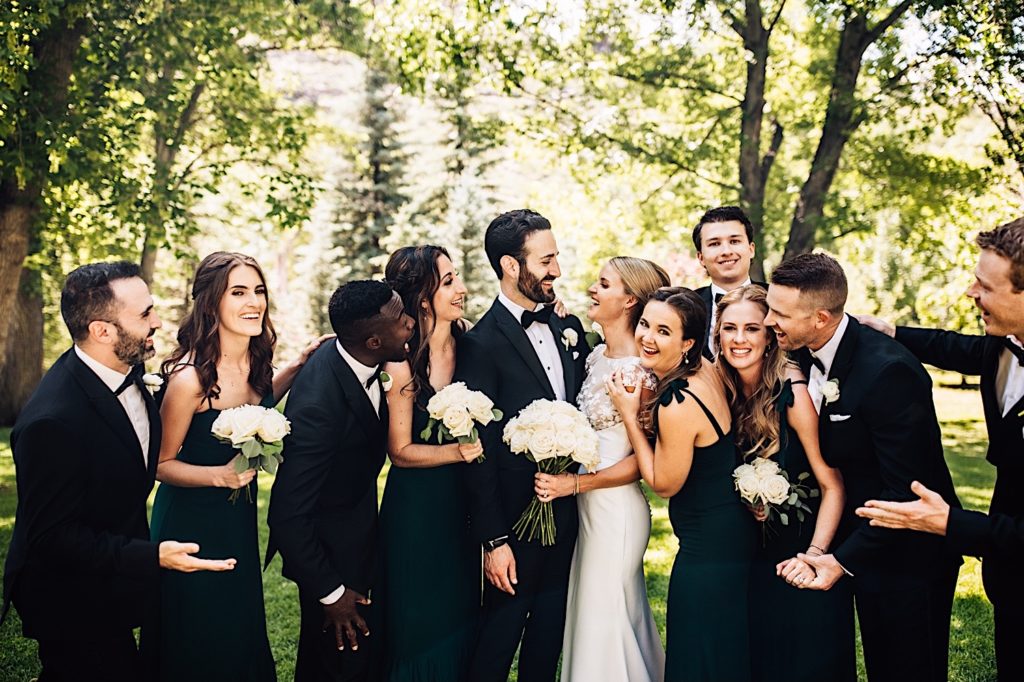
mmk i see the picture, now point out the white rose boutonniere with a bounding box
[379,370,393,392]
[822,378,840,405]
[561,328,578,351]
[142,373,164,394]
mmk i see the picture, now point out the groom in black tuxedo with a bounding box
[855,216,1024,680]
[764,253,961,682]
[2,262,236,682]
[691,205,767,360]
[267,280,414,682]
[456,209,589,681]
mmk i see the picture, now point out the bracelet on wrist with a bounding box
[808,544,826,554]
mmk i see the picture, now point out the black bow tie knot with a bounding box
[521,305,554,329]
[1004,338,1024,367]
[366,365,384,390]
[714,292,724,304]
[807,352,826,375]
[115,364,146,396]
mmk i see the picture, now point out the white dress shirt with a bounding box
[320,341,385,605]
[498,291,566,401]
[807,314,850,414]
[74,345,150,465]
[707,278,752,356]
[997,336,1024,417]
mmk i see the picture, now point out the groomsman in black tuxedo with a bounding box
[267,280,414,682]
[2,262,236,682]
[856,216,1024,680]
[691,205,767,360]
[764,253,962,682]
[456,209,589,682]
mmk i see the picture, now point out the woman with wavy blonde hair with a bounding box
[713,283,853,682]
[534,256,669,682]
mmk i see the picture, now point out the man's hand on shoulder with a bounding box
[854,314,895,338]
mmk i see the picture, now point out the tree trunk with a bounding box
[784,1,913,259]
[0,270,44,425]
[0,15,85,418]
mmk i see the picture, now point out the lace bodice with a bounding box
[577,344,657,431]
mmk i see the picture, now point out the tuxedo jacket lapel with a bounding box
[547,314,577,400]
[492,301,556,399]
[327,347,382,438]
[141,384,161,480]
[65,350,148,471]
[818,316,860,424]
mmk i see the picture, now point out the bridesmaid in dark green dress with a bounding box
[713,285,854,682]
[146,252,328,681]
[608,287,757,682]
[378,246,481,682]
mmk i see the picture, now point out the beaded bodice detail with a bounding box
[577,344,657,431]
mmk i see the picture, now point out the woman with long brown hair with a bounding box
[377,245,482,682]
[607,287,757,681]
[714,284,853,682]
[148,251,327,681]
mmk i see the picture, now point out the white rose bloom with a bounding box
[258,410,291,442]
[211,412,234,440]
[735,471,762,504]
[553,429,577,457]
[226,405,265,445]
[443,408,476,439]
[529,428,557,461]
[508,426,531,454]
[733,463,756,479]
[753,458,781,477]
[759,474,791,505]
[466,392,495,424]
[821,379,840,404]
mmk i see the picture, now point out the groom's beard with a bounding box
[112,322,155,366]
[518,268,557,305]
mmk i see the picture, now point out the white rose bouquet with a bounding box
[419,382,502,463]
[211,404,290,502]
[503,399,600,546]
[733,456,818,540]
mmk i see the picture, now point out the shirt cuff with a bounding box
[320,584,346,605]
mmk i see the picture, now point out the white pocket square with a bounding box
[572,351,580,360]
[829,414,851,422]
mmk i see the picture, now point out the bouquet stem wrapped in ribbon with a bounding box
[419,382,502,462]
[211,404,290,503]
[503,400,600,546]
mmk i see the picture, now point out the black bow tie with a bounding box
[115,364,146,396]
[714,292,724,304]
[365,365,383,389]
[807,352,826,375]
[521,305,554,329]
[1005,338,1024,367]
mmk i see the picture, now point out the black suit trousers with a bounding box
[37,630,145,682]
[468,519,578,682]
[855,561,959,682]
[296,589,380,682]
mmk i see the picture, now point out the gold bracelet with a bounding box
[809,544,826,554]
[574,473,580,496]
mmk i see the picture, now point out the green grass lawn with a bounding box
[0,382,998,681]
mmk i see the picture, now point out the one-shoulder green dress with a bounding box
[148,395,276,682]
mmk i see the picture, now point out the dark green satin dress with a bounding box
[377,405,479,681]
[664,381,757,682]
[148,395,276,682]
[748,380,855,682]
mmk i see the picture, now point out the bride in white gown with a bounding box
[534,257,668,682]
